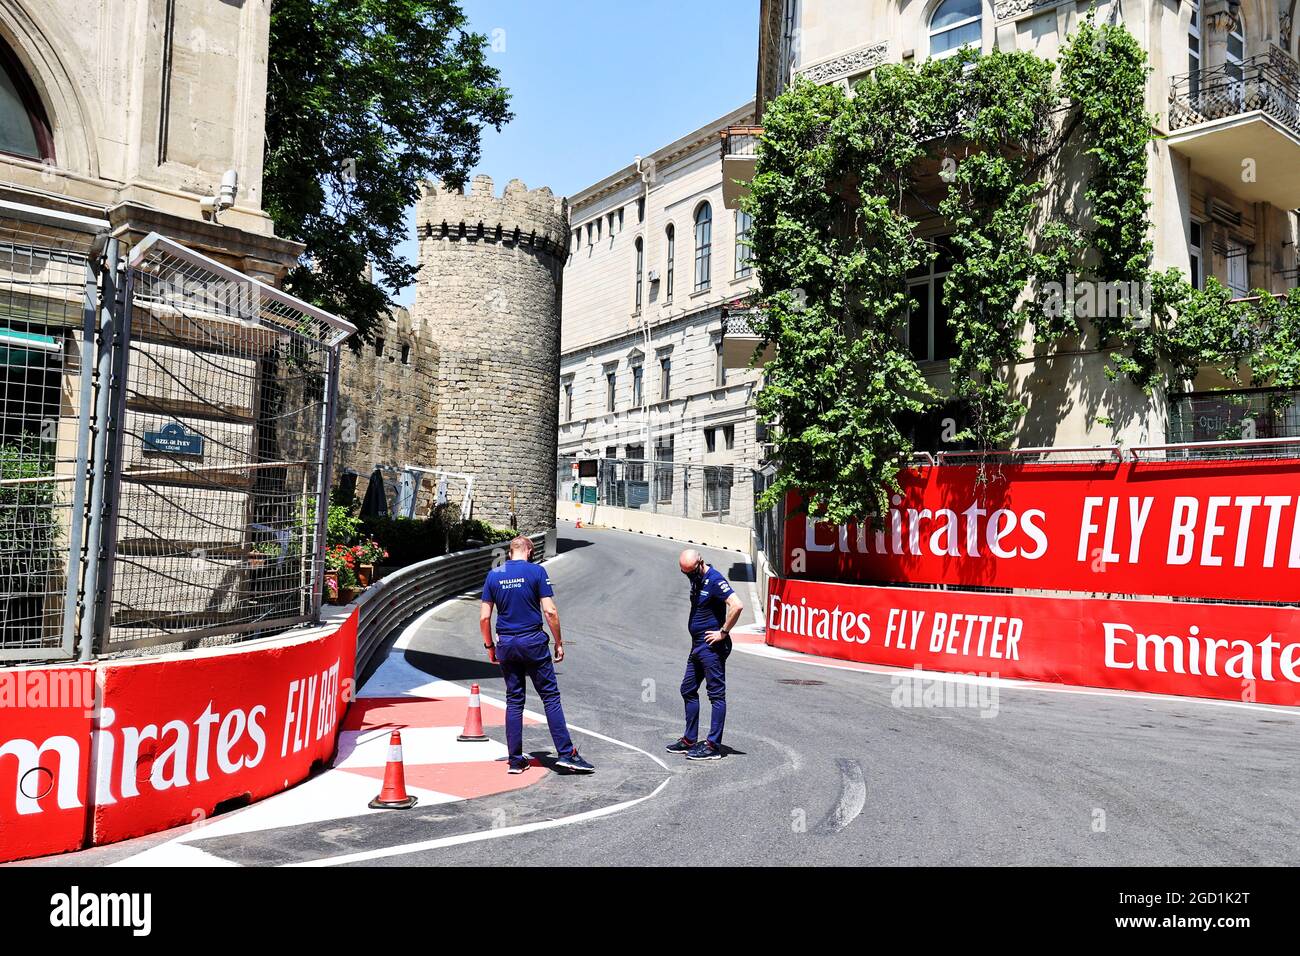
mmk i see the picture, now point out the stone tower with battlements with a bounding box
[416,175,568,533]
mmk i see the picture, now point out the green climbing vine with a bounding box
[746,10,1300,525]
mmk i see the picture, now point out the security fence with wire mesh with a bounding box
[0,221,95,660]
[0,217,353,664]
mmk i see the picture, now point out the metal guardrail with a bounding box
[352,530,551,679]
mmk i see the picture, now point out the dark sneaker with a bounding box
[507,756,531,774]
[686,741,722,760]
[555,750,596,774]
[666,737,695,755]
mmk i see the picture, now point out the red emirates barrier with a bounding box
[766,577,1300,706]
[785,458,1300,604]
[0,610,359,863]
[91,612,358,845]
[0,666,95,862]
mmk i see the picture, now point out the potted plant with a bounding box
[352,539,387,587]
[324,544,360,603]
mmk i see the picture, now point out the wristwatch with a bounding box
[721,628,731,639]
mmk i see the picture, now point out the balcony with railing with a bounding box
[721,125,763,209]
[1167,50,1300,209]
[721,304,774,369]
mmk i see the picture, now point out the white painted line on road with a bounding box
[473,686,672,771]
[732,639,1300,718]
[820,758,866,834]
[112,841,242,868]
[281,775,674,868]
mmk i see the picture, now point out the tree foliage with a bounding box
[264,0,512,342]
[746,12,1300,525]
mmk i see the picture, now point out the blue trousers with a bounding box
[681,636,731,747]
[497,633,576,759]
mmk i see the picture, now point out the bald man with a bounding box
[668,548,744,760]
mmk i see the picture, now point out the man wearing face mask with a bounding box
[668,548,744,760]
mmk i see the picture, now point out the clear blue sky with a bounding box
[390,0,760,304]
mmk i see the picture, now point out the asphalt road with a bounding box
[335,524,1300,866]
[34,523,1300,867]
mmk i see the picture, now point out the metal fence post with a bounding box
[312,343,341,624]
[88,244,133,656]
[77,237,119,661]
[62,245,104,658]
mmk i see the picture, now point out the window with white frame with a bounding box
[929,0,982,59]
[1189,219,1203,290]
[562,380,573,422]
[735,210,753,279]
[631,362,644,406]
[634,236,644,312]
[906,236,958,362]
[665,224,676,303]
[1188,0,1203,100]
[694,202,712,292]
[659,354,672,400]
[606,368,616,411]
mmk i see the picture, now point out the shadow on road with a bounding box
[404,648,502,681]
[725,561,756,583]
[556,536,595,554]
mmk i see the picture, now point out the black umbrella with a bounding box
[359,468,389,517]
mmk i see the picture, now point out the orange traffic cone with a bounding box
[457,683,490,742]
[368,730,418,809]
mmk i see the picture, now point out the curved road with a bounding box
[340,524,1300,866]
[35,523,1300,867]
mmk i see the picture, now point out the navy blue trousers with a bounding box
[681,636,731,746]
[496,633,576,759]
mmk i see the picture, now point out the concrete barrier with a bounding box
[558,501,750,552]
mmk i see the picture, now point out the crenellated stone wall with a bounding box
[413,175,567,533]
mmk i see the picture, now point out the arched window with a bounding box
[929,0,982,59]
[665,224,675,303]
[693,202,712,292]
[0,42,54,161]
[634,236,644,312]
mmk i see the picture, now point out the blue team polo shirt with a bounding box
[482,559,554,639]
[688,566,735,640]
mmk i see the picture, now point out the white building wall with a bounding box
[559,104,763,523]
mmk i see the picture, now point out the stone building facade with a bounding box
[398,175,568,534]
[558,104,763,527]
[0,0,338,654]
[743,0,1300,446]
[333,303,437,501]
[0,0,298,277]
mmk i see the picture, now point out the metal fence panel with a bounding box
[0,224,95,660]
[96,236,350,653]
[557,455,757,529]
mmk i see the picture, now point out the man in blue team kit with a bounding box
[668,548,744,760]
[480,535,595,775]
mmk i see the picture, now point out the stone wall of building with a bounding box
[333,304,438,493]
[412,175,567,533]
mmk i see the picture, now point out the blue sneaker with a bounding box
[666,737,695,755]
[555,750,595,774]
[507,755,531,774]
[686,741,722,760]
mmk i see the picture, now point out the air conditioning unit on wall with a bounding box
[648,269,660,282]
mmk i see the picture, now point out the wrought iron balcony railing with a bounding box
[1169,53,1300,136]
[721,126,763,160]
